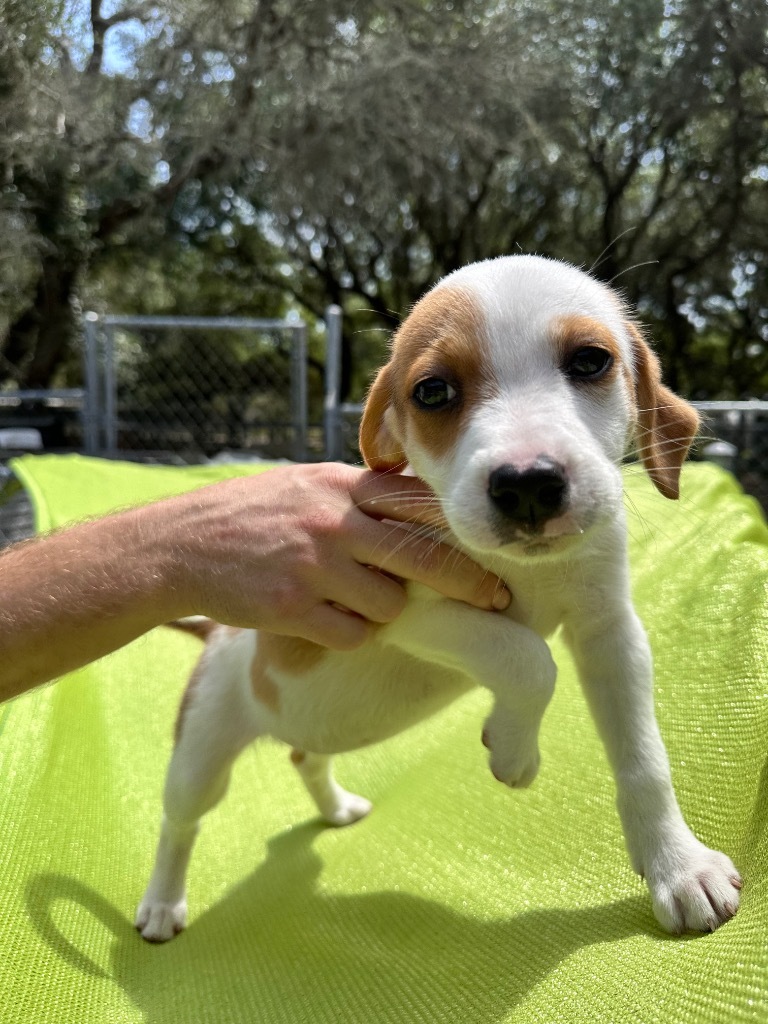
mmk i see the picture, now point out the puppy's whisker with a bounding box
[630,434,700,452]
[641,447,697,460]
[623,491,654,545]
[353,306,402,324]
[368,520,446,569]
[609,260,659,284]
[588,227,637,275]
[629,445,698,463]
[352,489,443,509]
[635,404,699,416]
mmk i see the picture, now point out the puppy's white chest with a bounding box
[266,636,473,754]
[499,577,568,638]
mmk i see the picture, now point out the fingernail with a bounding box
[492,586,512,611]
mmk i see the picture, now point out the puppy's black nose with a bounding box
[488,457,568,529]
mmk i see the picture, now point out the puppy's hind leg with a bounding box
[136,654,262,942]
[290,750,372,827]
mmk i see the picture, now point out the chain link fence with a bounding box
[695,401,768,509]
[82,314,319,463]
[0,310,332,546]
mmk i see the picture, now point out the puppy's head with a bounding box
[360,255,698,558]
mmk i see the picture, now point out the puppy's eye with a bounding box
[412,377,457,409]
[564,346,614,381]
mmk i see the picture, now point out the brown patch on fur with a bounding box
[359,362,406,471]
[172,623,239,743]
[249,633,327,713]
[257,633,326,674]
[552,314,622,390]
[290,749,306,766]
[626,322,700,500]
[360,285,494,468]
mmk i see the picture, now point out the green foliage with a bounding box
[0,0,766,400]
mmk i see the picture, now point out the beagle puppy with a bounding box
[136,255,741,942]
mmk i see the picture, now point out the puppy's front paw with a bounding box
[135,895,188,943]
[645,840,741,934]
[481,718,540,789]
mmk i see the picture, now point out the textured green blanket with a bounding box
[1,454,766,1023]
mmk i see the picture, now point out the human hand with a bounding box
[0,462,511,698]
[166,462,510,648]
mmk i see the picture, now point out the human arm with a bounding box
[0,462,510,700]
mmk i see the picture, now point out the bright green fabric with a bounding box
[1,454,766,1024]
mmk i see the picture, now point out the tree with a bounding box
[543,0,768,396]
[0,0,382,387]
[254,0,768,398]
[1,0,766,401]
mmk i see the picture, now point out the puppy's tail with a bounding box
[165,616,218,642]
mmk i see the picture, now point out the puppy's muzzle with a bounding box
[488,457,568,532]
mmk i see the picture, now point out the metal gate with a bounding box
[82,313,314,462]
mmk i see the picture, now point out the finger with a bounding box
[354,523,511,611]
[324,562,408,624]
[300,604,372,650]
[352,471,447,529]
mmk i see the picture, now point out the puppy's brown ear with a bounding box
[628,324,699,500]
[359,364,407,471]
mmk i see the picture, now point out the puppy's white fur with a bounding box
[136,255,740,943]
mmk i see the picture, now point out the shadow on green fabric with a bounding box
[27,823,657,1024]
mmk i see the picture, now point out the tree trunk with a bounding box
[2,258,80,388]
[661,276,694,395]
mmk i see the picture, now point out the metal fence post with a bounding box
[103,324,118,455]
[291,323,309,462]
[324,304,343,460]
[82,312,101,454]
